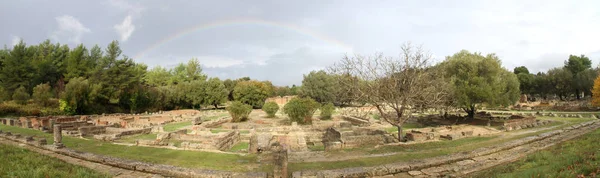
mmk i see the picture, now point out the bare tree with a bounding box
[329,43,448,141]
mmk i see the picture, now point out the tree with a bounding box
[227,101,252,122]
[65,44,90,80]
[592,75,600,106]
[320,102,335,120]
[0,41,35,95]
[547,67,574,100]
[12,86,30,105]
[564,54,592,99]
[439,50,519,118]
[329,43,448,140]
[32,83,53,106]
[62,77,101,114]
[233,80,272,108]
[203,77,227,108]
[301,70,336,103]
[513,66,530,74]
[283,97,320,124]
[262,101,279,118]
[533,72,552,100]
[574,68,598,98]
[144,66,172,86]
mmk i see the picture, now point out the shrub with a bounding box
[262,101,279,118]
[320,102,335,120]
[283,97,320,124]
[33,83,54,106]
[227,101,252,122]
[12,86,30,105]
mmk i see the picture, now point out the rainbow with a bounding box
[134,18,353,60]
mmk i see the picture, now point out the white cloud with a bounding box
[107,0,144,16]
[196,56,244,68]
[51,15,91,44]
[11,35,20,46]
[114,15,135,41]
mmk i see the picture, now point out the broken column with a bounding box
[53,124,64,148]
[272,145,288,178]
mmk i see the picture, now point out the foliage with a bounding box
[319,102,335,120]
[12,86,30,105]
[283,97,320,124]
[439,50,520,118]
[32,83,53,106]
[592,75,600,107]
[547,67,574,100]
[227,101,252,122]
[513,66,530,74]
[62,77,99,114]
[564,54,593,99]
[301,70,336,103]
[203,77,228,108]
[262,101,280,118]
[233,80,273,109]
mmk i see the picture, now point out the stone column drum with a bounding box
[53,124,64,148]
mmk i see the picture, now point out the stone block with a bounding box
[461,130,474,136]
[324,141,343,151]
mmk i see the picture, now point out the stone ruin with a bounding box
[321,127,397,151]
[502,116,552,131]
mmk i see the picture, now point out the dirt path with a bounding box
[0,137,162,178]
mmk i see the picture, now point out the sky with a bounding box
[1,0,600,86]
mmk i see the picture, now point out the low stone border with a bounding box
[0,132,267,178]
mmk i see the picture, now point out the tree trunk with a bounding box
[576,89,581,100]
[397,125,403,142]
[464,105,476,119]
[214,104,218,109]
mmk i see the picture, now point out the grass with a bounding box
[384,123,424,133]
[116,133,157,143]
[210,129,230,133]
[229,142,249,152]
[0,124,260,172]
[163,114,228,132]
[163,121,191,132]
[0,143,110,178]
[308,145,325,151]
[473,127,600,178]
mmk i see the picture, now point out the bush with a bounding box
[227,101,252,122]
[262,101,279,118]
[33,83,54,106]
[12,86,30,105]
[320,102,335,120]
[283,97,320,125]
[0,102,42,117]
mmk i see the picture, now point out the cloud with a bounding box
[51,15,91,44]
[107,0,144,16]
[107,0,144,42]
[11,35,20,46]
[114,15,135,41]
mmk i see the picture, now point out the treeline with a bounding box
[514,55,597,101]
[0,40,283,115]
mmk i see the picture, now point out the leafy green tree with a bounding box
[62,77,101,114]
[513,66,530,74]
[283,97,319,125]
[564,55,592,99]
[223,79,236,101]
[65,44,90,80]
[547,67,574,100]
[533,72,552,99]
[290,84,300,95]
[0,41,35,94]
[233,80,272,108]
[262,101,279,118]
[12,86,30,105]
[144,66,172,86]
[440,50,520,118]
[202,77,227,108]
[574,68,598,97]
[32,83,53,106]
[301,70,335,104]
[227,101,252,122]
[319,102,335,120]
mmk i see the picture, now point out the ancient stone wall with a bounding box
[265,95,297,106]
[322,128,394,151]
[177,131,240,151]
[201,117,231,128]
[78,126,107,136]
[341,116,370,126]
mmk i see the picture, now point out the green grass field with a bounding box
[0,143,110,178]
[474,127,600,177]
[0,124,259,172]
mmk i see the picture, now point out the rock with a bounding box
[461,130,474,136]
[408,171,423,176]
